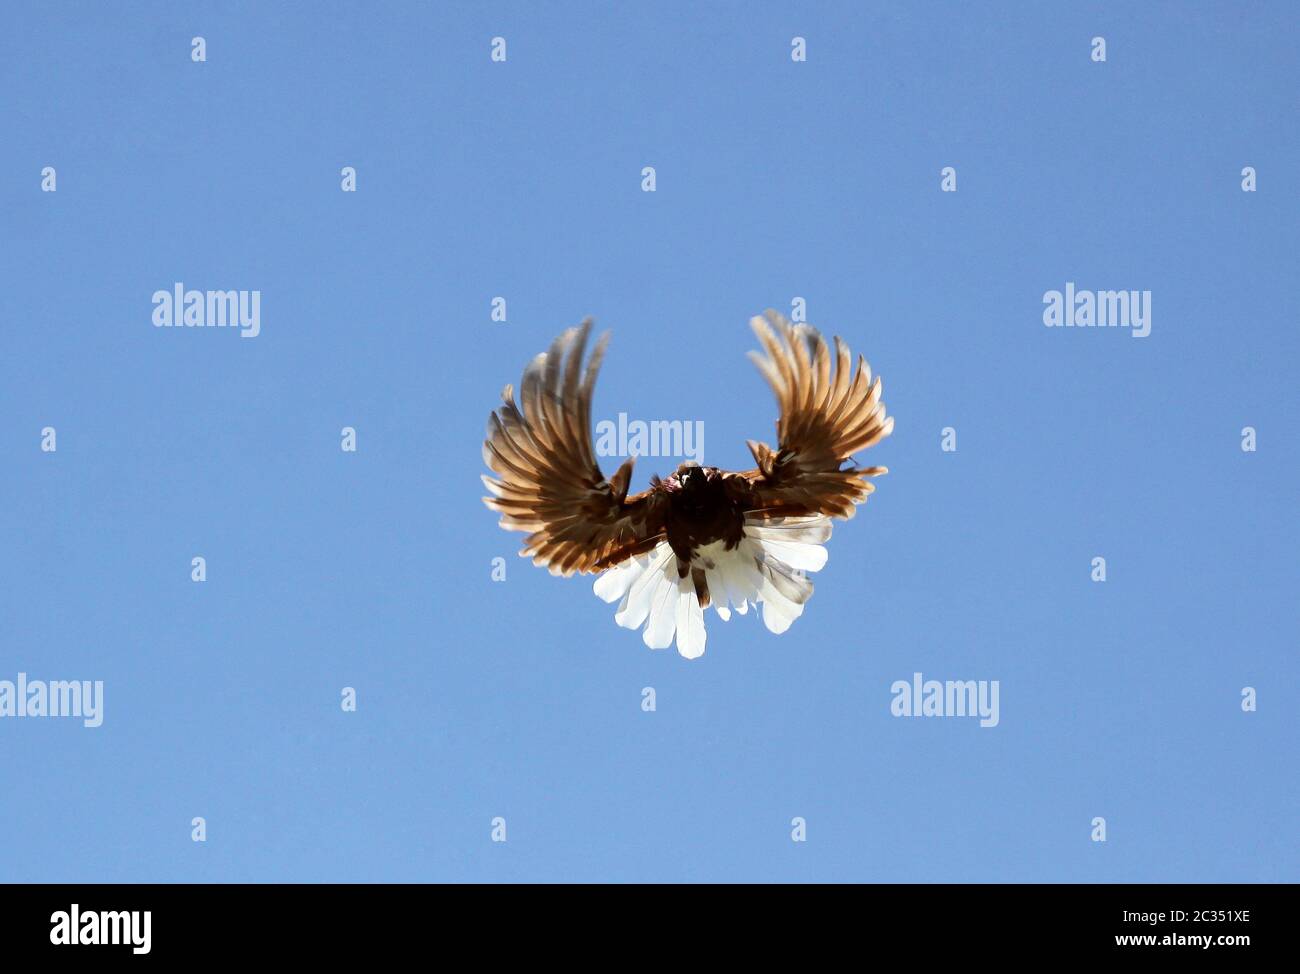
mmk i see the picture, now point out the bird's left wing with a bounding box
[737,310,894,519]
[482,320,667,575]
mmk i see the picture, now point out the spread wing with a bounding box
[482,320,667,575]
[739,310,894,519]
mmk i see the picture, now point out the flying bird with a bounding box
[481,311,894,659]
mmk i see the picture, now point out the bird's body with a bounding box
[482,311,894,659]
[660,465,746,566]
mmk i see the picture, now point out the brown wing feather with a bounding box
[740,310,893,519]
[482,320,667,575]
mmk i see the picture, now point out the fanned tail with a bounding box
[592,515,832,658]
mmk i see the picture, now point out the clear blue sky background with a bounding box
[2,2,1296,883]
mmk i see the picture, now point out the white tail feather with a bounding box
[591,516,832,658]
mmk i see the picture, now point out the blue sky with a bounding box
[1,1,1296,882]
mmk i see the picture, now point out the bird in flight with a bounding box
[482,310,894,659]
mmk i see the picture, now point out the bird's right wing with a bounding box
[738,310,893,519]
[482,320,668,575]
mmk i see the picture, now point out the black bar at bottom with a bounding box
[0,883,1283,960]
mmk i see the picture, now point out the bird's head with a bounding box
[674,461,704,488]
